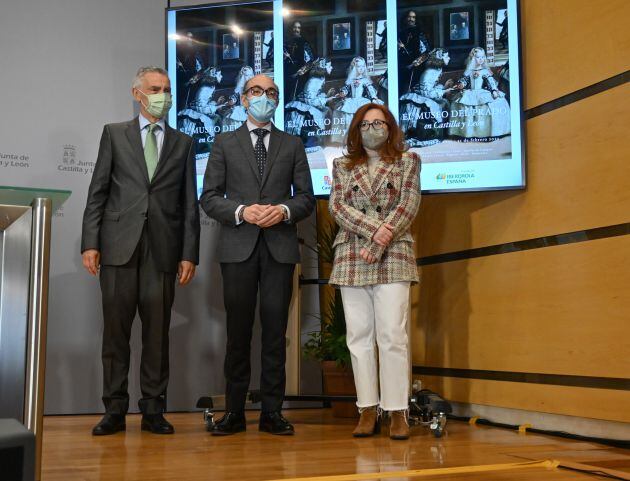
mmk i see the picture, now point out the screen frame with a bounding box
[165,0,526,198]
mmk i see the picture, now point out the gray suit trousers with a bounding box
[99,226,175,415]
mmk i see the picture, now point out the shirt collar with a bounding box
[247,118,272,133]
[139,113,166,132]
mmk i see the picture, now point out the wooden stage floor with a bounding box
[41,409,629,481]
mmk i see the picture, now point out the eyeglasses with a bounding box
[360,119,388,131]
[246,85,279,100]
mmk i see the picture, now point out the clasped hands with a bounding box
[243,204,285,228]
[360,223,394,264]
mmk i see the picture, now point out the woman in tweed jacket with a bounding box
[329,103,420,440]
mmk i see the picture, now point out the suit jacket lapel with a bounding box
[151,124,177,183]
[370,158,394,194]
[125,118,150,184]
[235,124,261,183]
[260,125,284,189]
[353,162,375,202]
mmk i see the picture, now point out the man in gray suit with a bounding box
[81,66,200,435]
[201,74,315,435]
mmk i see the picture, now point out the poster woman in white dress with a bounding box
[220,65,254,132]
[332,56,383,144]
[285,58,335,153]
[448,47,511,141]
[399,48,455,147]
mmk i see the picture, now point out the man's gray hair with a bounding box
[132,66,169,89]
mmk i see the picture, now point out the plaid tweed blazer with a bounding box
[328,151,421,287]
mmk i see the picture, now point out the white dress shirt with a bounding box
[235,119,290,225]
[139,113,166,158]
[246,118,271,150]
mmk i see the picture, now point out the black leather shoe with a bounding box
[92,414,126,436]
[259,411,294,435]
[211,412,246,436]
[141,413,174,434]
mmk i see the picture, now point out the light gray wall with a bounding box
[0,0,321,415]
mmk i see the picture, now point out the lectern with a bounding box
[0,186,70,481]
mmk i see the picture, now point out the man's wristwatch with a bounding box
[280,205,289,221]
[238,207,245,223]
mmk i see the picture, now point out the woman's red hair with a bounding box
[343,103,407,170]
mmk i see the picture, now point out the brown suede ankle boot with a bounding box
[352,406,380,437]
[389,410,410,440]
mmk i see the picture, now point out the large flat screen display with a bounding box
[167,0,524,196]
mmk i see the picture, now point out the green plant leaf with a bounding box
[303,289,350,367]
[317,217,340,265]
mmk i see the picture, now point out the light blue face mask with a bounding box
[247,94,277,123]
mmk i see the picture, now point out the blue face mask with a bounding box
[247,94,277,123]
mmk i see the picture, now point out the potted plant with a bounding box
[303,214,358,417]
[304,289,358,417]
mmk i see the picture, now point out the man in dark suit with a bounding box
[201,74,315,435]
[398,10,432,93]
[284,21,316,101]
[81,66,200,435]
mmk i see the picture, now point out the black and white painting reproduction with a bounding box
[222,33,241,60]
[173,1,275,191]
[283,0,388,192]
[449,11,470,41]
[332,22,352,51]
[398,0,513,165]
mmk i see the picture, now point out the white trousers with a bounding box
[340,282,410,411]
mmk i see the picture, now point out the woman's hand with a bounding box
[372,223,394,247]
[360,248,377,264]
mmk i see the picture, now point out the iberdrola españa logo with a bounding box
[436,173,446,181]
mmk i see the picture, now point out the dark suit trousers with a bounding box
[99,227,176,415]
[221,234,295,413]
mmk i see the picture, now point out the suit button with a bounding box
[387,182,394,189]
[358,235,363,240]
[376,206,382,213]
[353,185,359,191]
[360,208,366,214]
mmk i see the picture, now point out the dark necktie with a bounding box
[253,128,269,177]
